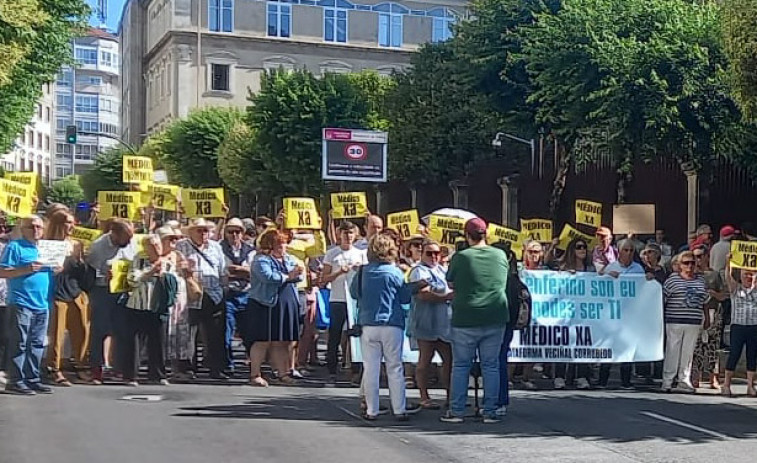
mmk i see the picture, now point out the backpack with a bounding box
[508,274,532,330]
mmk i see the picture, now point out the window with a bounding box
[267,2,291,38]
[75,95,98,113]
[36,104,42,119]
[37,133,42,149]
[44,135,50,152]
[26,131,33,146]
[45,107,51,122]
[85,76,103,85]
[430,8,455,43]
[75,47,98,65]
[56,118,70,131]
[75,120,99,133]
[209,0,233,32]
[56,94,72,108]
[56,143,72,157]
[211,64,230,91]
[100,51,113,67]
[75,144,98,160]
[57,69,73,86]
[100,123,118,135]
[56,167,71,178]
[375,4,406,47]
[324,8,347,43]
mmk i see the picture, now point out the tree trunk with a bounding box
[549,141,570,220]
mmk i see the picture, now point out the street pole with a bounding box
[76,131,138,154]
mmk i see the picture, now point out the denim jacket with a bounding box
[249,253,302,307]
[350,262,411,329]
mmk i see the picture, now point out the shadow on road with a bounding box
[173,391,757,444]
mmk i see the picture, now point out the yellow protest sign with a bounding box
[109,259,131,293]
[575,199,602,228]
[520,218,553,243]
[487,223,524,260]
[71,226,103,250]
[97,191,142,221]
[133,234,149,256]
[181,188,225,218]
[283,197,320,230]
[557,223,598,251]
[4,171,38,195]
[427,215,466,248]
[387,210,421,240]
[144,184,180,211]
[122,155,154,185]
[730,241,757,270]
[0,178,34,217]
[330,192,368,219]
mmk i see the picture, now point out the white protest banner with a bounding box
[509,271,663,363]
[36,240,69,268]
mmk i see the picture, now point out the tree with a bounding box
[79,147,126,200]
[243,70,389,196]
[385,42,503,184]
[159,107,242,187]
[0,0,90,153]
[723,0,757,122]
[520,0,743,201]
[46,175,84,207]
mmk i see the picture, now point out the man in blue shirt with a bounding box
[1,216,55,395]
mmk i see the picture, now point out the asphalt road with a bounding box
[2,379,757,463]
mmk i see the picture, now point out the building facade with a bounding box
[0,83,55,184]
[54,29,121,178]
[119,0,467,146]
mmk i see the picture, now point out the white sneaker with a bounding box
[660,383,673,393]
[554,378,566,390]
[522,381,536,390]
[0,371,6,386]
[674,383,696,394]
[533,363,544,373]
[495,405,508,416]
[576,378,590,390]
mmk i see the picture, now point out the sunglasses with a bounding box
[425,251,440,257]
[227,229,242,234]
[527,249,542,254]
[410,242,422,248]
[681,261,696,266]
[167,236,180,242]
[575,244,587,250]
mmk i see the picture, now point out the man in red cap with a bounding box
[442,217,509,424]
[710,225,736,278]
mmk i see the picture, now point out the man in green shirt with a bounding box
[442,218,509,424]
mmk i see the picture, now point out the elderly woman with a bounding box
[122,235,173,386]
[721,258,757,397]
[351,234,418,421]
[692,245,727,389]
[662,250,709,393]
[408,239,453,409]
[248,230,303,387]
[44,210,91,386]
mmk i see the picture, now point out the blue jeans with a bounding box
[225,291,248,370]
[7,306,49,389]
[497,326,515,407]
[449,325,505,417]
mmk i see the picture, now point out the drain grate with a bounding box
[120,394,164,402]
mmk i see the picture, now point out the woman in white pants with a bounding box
[349,234,420,421]
[661,251,709,393]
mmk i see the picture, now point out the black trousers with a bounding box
[189,294,226,375]
[599,363,632,386]
[555,363,591,382]
[326,302,348,375]
[121,310,167,381]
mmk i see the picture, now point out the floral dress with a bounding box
[693,270,724,377]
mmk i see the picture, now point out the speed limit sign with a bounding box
[344,143,368,160]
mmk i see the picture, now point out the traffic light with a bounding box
[65,125,77,144]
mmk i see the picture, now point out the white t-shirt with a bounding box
[324,246,367,302]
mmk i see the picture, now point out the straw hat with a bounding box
[224,217,245,232]
[155,226,182,241]
[186,218,214,230]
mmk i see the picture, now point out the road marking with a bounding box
[640,411,731,440]
[120,394,164,402]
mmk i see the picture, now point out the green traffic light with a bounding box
[65,125,77,144]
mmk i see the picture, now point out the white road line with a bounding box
[640,411,732,440]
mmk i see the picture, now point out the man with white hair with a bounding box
[1,216,56,395]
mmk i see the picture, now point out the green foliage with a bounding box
[160,107,242,187]
[723,0,757,122]
[217,122,272,195]
[521,0,740,172]
[0,0,90,153]
[136,130,170,170]
[243,69,389,196]
[79,147,126,200]
[46,175,84,207]
[385,43,502,184]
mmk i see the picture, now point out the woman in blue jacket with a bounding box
[248,230,303,387]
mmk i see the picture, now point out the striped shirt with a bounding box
[731,285,757,326]
[663,273,707,325]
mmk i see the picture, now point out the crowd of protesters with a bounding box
[0,202,756,425]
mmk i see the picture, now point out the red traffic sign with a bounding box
[344,143,368,161]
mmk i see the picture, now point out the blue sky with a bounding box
[86,0,126,32]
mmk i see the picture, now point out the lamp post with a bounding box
[492,132,536,174]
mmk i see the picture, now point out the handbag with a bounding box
[185,274,203,303]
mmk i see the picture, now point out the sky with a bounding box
[86,0,127,32]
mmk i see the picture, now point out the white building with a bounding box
[53,28,121,178]
[0,82,55,184]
